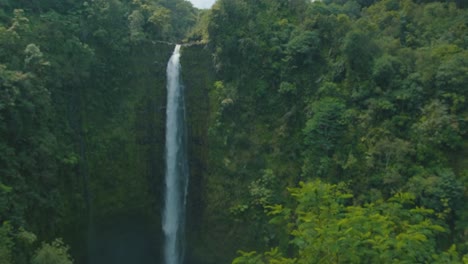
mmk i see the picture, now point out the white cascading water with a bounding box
[163,45,189,264]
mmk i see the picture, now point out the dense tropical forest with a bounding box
[0,0,467,263]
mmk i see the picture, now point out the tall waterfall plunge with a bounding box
[163,45,189,264]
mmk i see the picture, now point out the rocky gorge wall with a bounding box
[180,44,215,264]
[65,40,232,264]
[67,41,173,263]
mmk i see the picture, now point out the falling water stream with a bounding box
[162,45,189,264]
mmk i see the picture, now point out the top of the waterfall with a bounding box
[152,40,208,47]
[174,45,181,54]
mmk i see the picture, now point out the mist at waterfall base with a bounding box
[86,215,159,264]
[163,45,189,264]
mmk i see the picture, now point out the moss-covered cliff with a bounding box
[180,44,215,264]
[67,41,173,263]
[81,42,217,264]
[0,0,201,262]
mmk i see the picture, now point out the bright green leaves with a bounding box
[31,239,73,264]
[233,248,296,264]
[412,100,462,149]
[229,169,280,222]
[249,169,277,207]
[24,44,50,75]
[9,9,29,34]
[0,223,72,264]
[234,180,462,263]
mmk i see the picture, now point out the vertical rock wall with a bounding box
[180,44,214,264]
[70,41,174,264]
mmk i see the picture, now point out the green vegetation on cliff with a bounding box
[0,0,197,263]
[195,0,467,262]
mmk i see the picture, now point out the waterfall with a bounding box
[163,45,189,264]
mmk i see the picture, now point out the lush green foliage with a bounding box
[197,0,468,262]
[32,239,73,264]
[233,180,462,263]
[0,0,198,262]
[0,0,466,263]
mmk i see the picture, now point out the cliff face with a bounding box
[70,41,230,264]
[181,44,253,264]
[67,41,173,263]
[180,44,215,264]
[89,42,172,220]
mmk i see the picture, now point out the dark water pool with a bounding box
[86,215,160,264]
